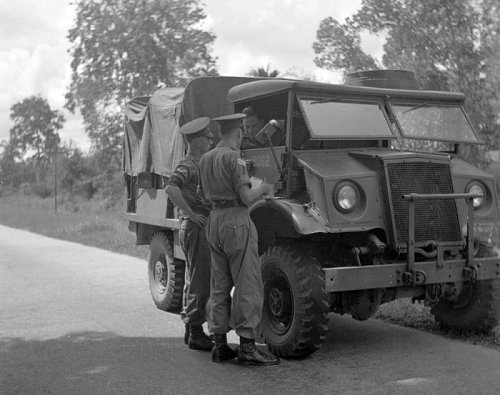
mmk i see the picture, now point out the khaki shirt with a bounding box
[167,154,210,217]
[199,141,250,202]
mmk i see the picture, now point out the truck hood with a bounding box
[295,149,450,180]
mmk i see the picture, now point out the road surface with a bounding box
[1,224,499,395]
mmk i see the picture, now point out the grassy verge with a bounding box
[1,195,499,350]
[0,195,148,259]
[375,298,500,349]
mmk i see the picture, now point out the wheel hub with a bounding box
[269,287,285,316]
[154,261,167,288]
[265,272,293,334]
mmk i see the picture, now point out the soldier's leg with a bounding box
[223,209,279,365]
[179,218,191,343]
[180,219,212,350]
[206,214,237,362]
[206,213,233,335]
[227,215,263,340]
[181,220,211,326]
[216,208,263,340]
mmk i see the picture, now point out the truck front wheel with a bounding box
[433,245,500,332]
[261,245,330,358]
[148,232,185,312]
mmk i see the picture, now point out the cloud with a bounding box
[0,0,369,151]
[204,0,362,76]
[0,0,83,148]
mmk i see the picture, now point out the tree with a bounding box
[59,146,97,199]
[66,0,218,154]
[9,96,64,184]
[248,64,281,78]
[313,0,500,161]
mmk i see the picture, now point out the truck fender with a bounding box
[250,198,329,251]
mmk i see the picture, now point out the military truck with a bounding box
[123,71,500,358]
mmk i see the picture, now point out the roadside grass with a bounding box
[375,298,500,349]
[1,195,500,350]
[0,195,148,259]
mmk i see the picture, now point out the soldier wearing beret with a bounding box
[165,117,214,351]
[199,113,280,365]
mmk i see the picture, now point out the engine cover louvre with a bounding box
[385,160,462,248]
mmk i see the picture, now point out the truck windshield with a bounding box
[299,97,394,139]
[390,102,479,143]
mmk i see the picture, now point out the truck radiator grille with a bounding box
[386,161,461,247]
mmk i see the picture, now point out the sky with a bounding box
[0,0,382,152]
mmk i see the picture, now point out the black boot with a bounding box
[187,325,213,351]
[211,334,237,362]
[237,337,280,366]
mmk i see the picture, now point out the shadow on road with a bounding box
[0,315,488,395]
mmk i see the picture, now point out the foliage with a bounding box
[66,0,218,152]
[248,64,280,77]
[313,17,378,72]
[86,113,123,170]
[9,96,65,183]
[58,146,97,199]
[313,0,500,163]
[0,140,19,187]
[0,194,148,258]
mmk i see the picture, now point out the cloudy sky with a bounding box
[0,0,376,151]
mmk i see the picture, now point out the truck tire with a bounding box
[433,245,500,332]
[260,245,330,358]
[148,232,185,312]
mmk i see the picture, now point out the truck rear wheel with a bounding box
[148,233,185,312]
[433,245,500,332]
[261,245,329,358]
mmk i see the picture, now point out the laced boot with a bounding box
[187,325,213,351]
[237,337,280,366]
[211,334,237,362]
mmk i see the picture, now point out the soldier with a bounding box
[165,117,214,351]
[199,113,280,365]
[241,106,265,149]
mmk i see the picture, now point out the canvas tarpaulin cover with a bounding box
[122,76,259,177]
[122,87,184,177]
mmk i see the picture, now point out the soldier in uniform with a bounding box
[241,106,266,150]
[165,117,214,351]
[199,113,280,365]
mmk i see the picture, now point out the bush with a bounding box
[91,171,125,210]
[0,184,15,197]
[32,183,53,198]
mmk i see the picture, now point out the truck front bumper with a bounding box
[324,255,500,292]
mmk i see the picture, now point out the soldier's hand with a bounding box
[190,213,208,228]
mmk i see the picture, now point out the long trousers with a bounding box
[206,206,263,339]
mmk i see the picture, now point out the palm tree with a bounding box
[248,64,280,77]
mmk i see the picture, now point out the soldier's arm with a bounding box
[165,184,195,218]
[238,182,273,207]
[233,154,273,206]
[165,184,207,227]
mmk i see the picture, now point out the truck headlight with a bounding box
[334,181,359,213]
[466,182,485,209]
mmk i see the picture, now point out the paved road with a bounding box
[1,224,500,395]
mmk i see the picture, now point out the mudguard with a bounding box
[250,197,331,237]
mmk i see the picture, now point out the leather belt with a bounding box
[211,199,243,209]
